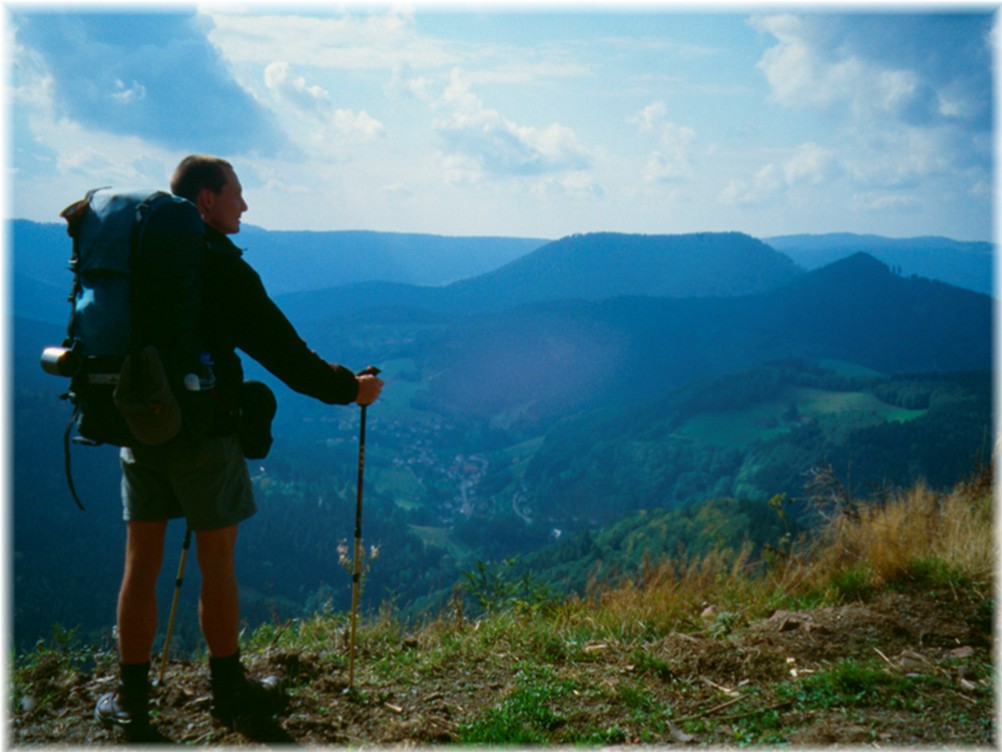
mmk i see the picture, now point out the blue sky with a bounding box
[5,4,996,240]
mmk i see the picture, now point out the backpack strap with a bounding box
[62,407,86,512]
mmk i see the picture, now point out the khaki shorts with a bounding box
[120,433,256,531]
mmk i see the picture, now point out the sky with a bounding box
[4,2,997,241]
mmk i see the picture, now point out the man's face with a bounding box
[200,166,248,235]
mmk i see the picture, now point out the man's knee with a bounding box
[195,524,239,572]
[124,520,168,579]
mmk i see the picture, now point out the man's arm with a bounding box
[228,260,364,405]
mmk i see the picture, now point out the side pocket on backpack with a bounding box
[237,381,277,460]
[113,345,182,446]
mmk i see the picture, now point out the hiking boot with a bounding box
[95,683,158,742]
[210,674,289,726]
[209,651,288,726]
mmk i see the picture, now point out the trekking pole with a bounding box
[349,365,380,689]
[158,524,192,686]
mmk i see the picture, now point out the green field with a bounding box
[674,387,927,449]
[375,465,424,510]
[409,524,472,561]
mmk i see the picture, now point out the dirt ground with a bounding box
[8,589,995,747]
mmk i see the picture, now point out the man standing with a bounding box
[96,155,383,739]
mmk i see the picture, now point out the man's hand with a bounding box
[356,369,383,406]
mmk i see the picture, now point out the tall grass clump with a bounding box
[559,542,783,641]
[808,464,994,596]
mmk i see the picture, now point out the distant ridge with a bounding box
[8,219,547,325]
[766,232,993,296]
[237,226,548,294]
[446,231,801,308]
[276,231,805,322]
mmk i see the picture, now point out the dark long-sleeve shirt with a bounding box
[201,225,359,406]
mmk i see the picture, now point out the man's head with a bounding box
[171,154,247,235]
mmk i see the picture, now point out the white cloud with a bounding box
[385,62,436,102]
[783,142,837,187]
[755,14,925,125]
[530,171,604,200]
[631,102,697,184]
[644,122,697,184]
[203,7,453,70]
[748,11,992,228]
[434,69,591,180]
[720,163,783,207]
[851,192,922,213]
[265,61,332,112]
[110,80,147,104]
[752,12,991,133]
[719,142,838,207]
[842,127,952,188]
[263,60,385,142]
[13,11,284,154]
[332,109,385,140]
[629,101,668,134]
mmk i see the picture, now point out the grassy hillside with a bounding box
[10,463,994,745]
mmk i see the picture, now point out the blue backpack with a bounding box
[43,188,210,506]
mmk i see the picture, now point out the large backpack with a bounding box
[42,188,211,506]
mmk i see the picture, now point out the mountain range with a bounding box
[9,221,993,328]
[8,221,995,652]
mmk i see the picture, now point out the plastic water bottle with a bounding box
[184,352,216,391]
[199,352,216,391]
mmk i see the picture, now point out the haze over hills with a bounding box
[10,221,994,329]
[8,219,548,326]
[401,252,992,420]
[236,226,548,295]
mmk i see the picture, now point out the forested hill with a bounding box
[402,252,992,419]
[767,232,994,296]
[442,232,801,309]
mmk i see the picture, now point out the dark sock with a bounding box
[120,661,150,694]
[209,650,244,687]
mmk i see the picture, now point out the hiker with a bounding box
[96,154,384,738]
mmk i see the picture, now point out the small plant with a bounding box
[892,556,965,592]
[827,565,874,603]
[458,663,574,744]
[461,558,554,616]
[629,647,675,681]
[780,658,889,710]
[337,538,380,595]
[578,725,628,745]
[11,626,102,714]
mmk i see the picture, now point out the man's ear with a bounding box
[196,186,215,217]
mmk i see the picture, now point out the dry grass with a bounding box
[559,464,995,634]
[811,465,995,589]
